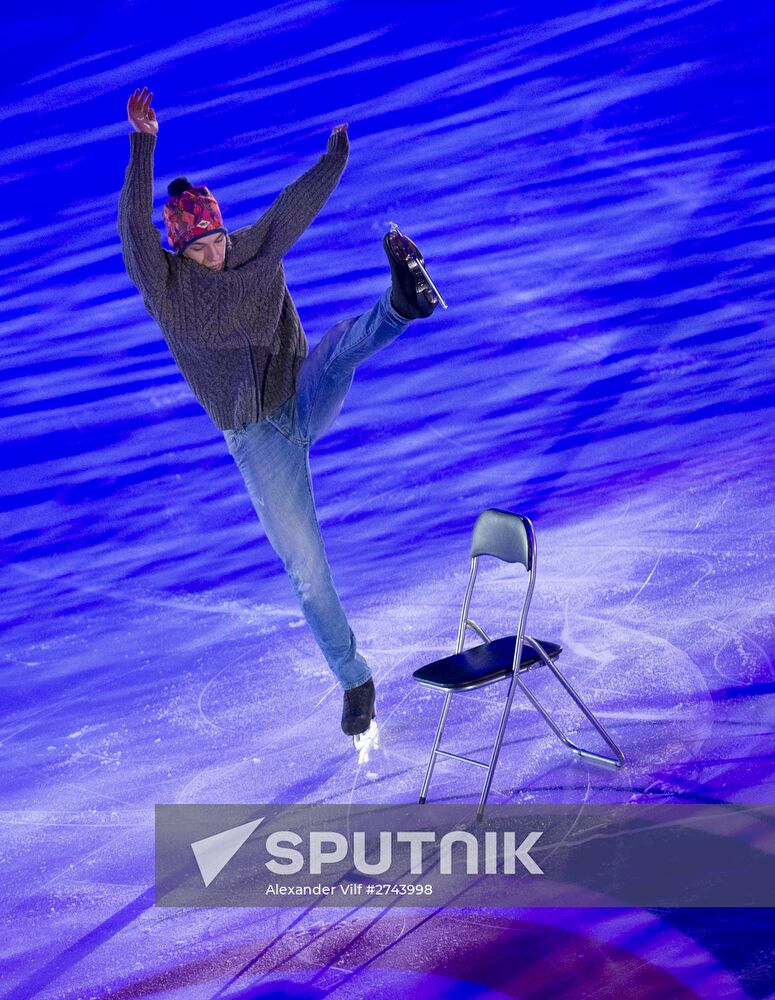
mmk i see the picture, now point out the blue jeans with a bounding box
[223,287,411,690]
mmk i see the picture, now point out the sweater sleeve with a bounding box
[239,130,349,264]
[117,132,171,305]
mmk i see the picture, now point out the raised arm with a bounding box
[117,88,170,304]
[237,125,350,265]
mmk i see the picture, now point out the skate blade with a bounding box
[412,256,447,309]
[353,719,380,763]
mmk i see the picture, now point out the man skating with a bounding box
[118,87,441,745]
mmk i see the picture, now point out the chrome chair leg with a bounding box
[477,673,518,821]
[419,690,454,804]
[521,635,625,767]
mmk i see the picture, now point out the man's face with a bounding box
[182,230,226,270]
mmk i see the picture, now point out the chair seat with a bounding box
[412,635,562,691]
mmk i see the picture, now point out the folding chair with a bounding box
[413,508,625,820]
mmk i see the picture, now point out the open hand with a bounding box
[327,122,349,154]
[127,87,158,135]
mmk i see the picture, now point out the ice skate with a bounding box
[383,222,447,319]
[342,677,376,748]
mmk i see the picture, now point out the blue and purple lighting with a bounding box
[2,1,774,997]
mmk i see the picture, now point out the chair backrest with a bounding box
[470,508,535,570]
[456,508,537,658]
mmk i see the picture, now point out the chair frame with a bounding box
[416,512,625,821]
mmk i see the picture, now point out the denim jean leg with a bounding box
[225,420,371,690]
[295,286,411,444]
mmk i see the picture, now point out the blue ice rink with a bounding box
[2,1,774,997]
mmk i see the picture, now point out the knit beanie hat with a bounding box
[163,177,226,253]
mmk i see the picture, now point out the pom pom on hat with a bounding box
[167,176,194,198]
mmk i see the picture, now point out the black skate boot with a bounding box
[383,223,447,319]
[341,677,376,737]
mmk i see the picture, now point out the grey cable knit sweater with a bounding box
[117,129,349,430]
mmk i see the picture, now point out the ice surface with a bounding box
[2,1,774,997]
